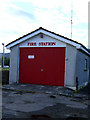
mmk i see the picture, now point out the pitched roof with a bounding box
[6,27,90,55]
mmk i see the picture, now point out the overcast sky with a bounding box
[0,0,89,53]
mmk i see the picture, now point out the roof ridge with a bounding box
[6,27,90,54]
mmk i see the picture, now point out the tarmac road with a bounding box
[2,89,88,119]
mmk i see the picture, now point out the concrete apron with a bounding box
[2,84,88,119]
[2,83,88,99]
[2,83,74,95]
[2,91,88,113]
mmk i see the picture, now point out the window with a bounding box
[84,59,87,71]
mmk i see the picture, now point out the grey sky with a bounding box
[0,0,89,52]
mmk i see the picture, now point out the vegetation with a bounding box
[0,57,10,67]
[4,57,10,66]
[0,68,9,71]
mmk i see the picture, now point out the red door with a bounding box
[19,47,65,86]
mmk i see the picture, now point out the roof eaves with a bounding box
[6,27,41,47]
[6,27,90,55]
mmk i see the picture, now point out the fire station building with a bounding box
[6,27,90,90]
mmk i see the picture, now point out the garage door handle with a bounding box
[41,69,44,72]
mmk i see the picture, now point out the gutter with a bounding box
[76,45,90,56]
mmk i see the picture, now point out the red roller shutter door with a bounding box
[19,47,65,86]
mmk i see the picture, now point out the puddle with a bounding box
[50,95,56,98]
[31,114,51,118]
[7,101,14,104]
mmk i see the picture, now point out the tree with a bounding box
[4,57,10,66]
[0,57,10,67]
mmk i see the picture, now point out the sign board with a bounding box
[27,42,56,46]
[28,55,34,59]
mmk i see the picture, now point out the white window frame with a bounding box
[84,59,87,71]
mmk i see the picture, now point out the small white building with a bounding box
[6,27,90,90]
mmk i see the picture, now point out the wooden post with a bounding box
[76,77,78,92]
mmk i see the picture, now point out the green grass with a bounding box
[0,67,9,71]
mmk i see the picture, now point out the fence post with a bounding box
[76,77,78,92]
